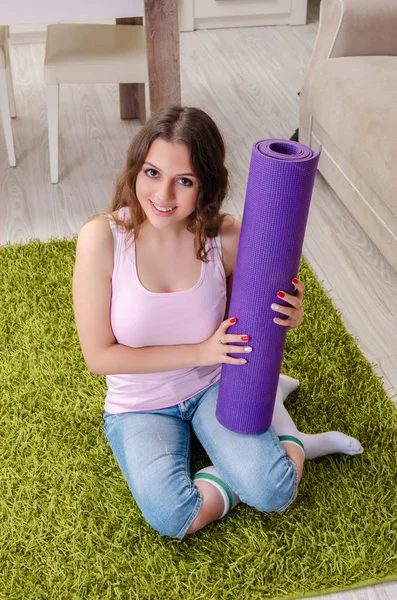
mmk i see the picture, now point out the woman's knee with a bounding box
[145,505,201,539]
[135,482,201,539]
[145,507,187,538]
[236,457,299,513]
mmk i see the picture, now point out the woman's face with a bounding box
[135,139,199,232]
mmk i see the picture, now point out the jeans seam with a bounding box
[175,423,203,539]
[214,426,297,513]
[269,427,299,512]
[277,457,299,512]
[175,490,203,539]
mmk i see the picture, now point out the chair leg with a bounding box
[47,84,59,184]
[0,68,16,167]
[6,63,16,118]
[119,82,146,124]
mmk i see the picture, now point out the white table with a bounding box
[1,0,181,119]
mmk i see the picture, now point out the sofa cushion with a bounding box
[308,56,397,219]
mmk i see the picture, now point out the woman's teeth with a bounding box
[152,202,176,212]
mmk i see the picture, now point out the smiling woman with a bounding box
[134,139,199,235]
[72,104,362,542]
[94,105,230,262]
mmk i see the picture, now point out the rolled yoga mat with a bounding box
[216,139,321,434]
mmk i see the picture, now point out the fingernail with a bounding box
[277,291,285,298]
[271,303,279,310]
[292,278,299,285]
[240,359,247,364]
[244,346,252,353]
[241,335,250,341]
[230,318,237,324]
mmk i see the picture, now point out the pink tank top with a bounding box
[104,207,227,413]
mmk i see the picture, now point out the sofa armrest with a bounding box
[299,0,397,145]
[329,0,397,59]
[310,0,397,71]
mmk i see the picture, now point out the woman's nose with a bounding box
[155,179,174,203]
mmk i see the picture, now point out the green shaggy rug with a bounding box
[1,237,397,600]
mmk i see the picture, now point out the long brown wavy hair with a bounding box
[94,105,230,262]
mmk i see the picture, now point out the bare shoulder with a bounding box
[75,216,114,277]
[220,214,242,278]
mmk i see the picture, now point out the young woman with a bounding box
[73,106,363,539]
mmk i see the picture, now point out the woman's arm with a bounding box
[72,218,200,375]
[72,217,115,373]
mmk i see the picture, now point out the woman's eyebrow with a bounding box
[143,161,195,177]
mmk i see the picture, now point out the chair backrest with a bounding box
[44,23,148,85]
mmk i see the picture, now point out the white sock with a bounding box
[298,431,364,459]
[272,378,306,457]
[273,375,364,460]
[193,465,240,519]
[278,374,300,401]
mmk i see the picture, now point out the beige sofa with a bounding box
[299,0,397,272]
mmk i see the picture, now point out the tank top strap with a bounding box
[209,232,224,267]
[108,218,118,257]
[109,206,132,272]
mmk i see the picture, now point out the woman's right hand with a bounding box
[197,318,252,367]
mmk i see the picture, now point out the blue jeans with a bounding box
[103,380,298,539]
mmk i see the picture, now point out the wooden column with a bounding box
[116,1,181,121]
[143,0,181,114]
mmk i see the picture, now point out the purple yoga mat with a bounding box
[215,139,321,434]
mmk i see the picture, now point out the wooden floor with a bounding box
[1,2,396,598]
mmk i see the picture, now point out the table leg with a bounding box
[144,0,181,114]
[116,17,146,123]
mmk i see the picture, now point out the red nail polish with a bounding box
[241,335,250,341]
[292,278,299,285]
[277,291,285,299]
[230,317,237,324]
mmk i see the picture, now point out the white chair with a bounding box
[43,23,149,184]
[0,26,17,167]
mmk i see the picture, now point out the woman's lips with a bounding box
[149,200,178,217]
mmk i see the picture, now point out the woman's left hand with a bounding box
[271,277,305,331]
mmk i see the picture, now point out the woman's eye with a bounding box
[178,177,193,187]
[145,168,158,178]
